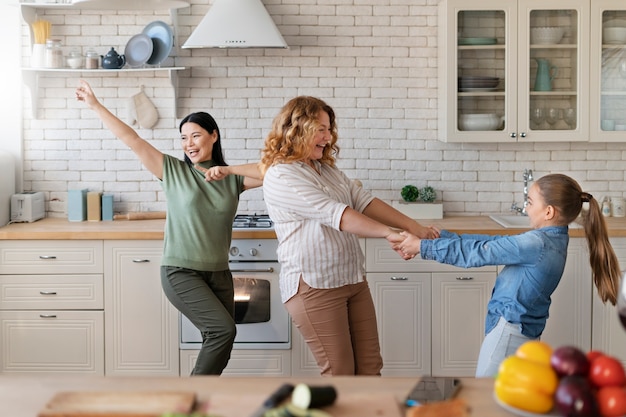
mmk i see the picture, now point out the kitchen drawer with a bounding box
[365,238,496,273]
[0,240,103,274]
[0,274,103,310]
[0,310,104,374]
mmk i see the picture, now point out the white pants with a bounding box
[475,316,533,377]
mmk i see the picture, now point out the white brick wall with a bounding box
[20,0,626,219]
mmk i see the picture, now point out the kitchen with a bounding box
[2,0,626,414]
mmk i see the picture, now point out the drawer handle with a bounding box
[39,291,57,295]
[390,276,408,281]
[39,314,57,318]
[38,255,57,260]
[456,276,474,280]
[231,268,274,273]
[132,259,150,263]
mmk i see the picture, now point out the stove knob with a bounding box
[229,247,240,256]
[249,248,258,256]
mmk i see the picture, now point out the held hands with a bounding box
[387,231,423,261]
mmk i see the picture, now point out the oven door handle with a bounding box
[230,267,275,273]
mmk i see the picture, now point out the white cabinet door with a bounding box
[368,272,431,376]
[431,271,496,377]
[541,238,592,350]
[592,237,626,365]
[104,240,179,376]
[0,310,104,374]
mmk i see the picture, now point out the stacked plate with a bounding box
[124,20,174,68]
[458,76,500,92]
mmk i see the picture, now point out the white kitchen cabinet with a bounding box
[0,240,104,374]
[592,237,626,365]
[180,349,292,377]
[431,271,495,377]
[368,272,431,376]
[540,238,592,350]
[104,240,179,376]
[438,0,590,142]
[589,2,626,141]
[366,238,497,377]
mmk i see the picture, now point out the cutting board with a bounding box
[38,391,196,417]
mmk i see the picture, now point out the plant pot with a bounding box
[392,201,443,219]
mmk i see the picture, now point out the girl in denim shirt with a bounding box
[393,174,621,377]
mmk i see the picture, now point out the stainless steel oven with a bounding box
[180,216,290,350]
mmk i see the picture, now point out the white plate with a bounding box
[142,20,174,66]
[493,392,559,417]
[124,33,153,68]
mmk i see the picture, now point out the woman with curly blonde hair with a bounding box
[260,96,439,376]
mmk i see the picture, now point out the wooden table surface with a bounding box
[0,375,519,417]
[2,215,626,239]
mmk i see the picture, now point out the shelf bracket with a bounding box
[22,70,39,119]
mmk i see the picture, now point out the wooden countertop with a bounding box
[0,375,515,417]
[2,215,626,240]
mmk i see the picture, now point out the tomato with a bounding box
[596,385,626,417]
[587,350,605,363]
[589,355,626,387]
[516,340,553,367]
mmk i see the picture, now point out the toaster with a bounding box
[11,192,45,223]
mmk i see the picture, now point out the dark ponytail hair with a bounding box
[536,174,620,305]
[179,112,228,167]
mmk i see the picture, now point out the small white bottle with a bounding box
[602,197,611,217]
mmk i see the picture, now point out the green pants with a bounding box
[161,266,236,375]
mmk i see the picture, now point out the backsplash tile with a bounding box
[18,0,626,218]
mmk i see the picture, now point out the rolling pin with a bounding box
[113,211,167,220]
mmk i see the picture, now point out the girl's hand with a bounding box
[75,80,99,108]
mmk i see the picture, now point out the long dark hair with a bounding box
[179,112,228,166]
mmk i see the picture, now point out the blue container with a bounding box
[67,189,88,222]
[102,194,114,221]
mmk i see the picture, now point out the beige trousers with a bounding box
[285,277,383,376]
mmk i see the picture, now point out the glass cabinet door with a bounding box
[520,0,589,142]
[590,1,626,142]
[438,0,588,142]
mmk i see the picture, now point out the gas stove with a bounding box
[232,214,273,230]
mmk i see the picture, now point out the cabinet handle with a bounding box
[38,255,57,260]
[39,314,57,318]
[520,132,527,138]
[390,276,408,281]
[231,268,274,273]
[132,259,150,263]
[456,276,474,280]
[39,291,57,295]
[509,132,516,138]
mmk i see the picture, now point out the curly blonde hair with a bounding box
[260,96,339,174]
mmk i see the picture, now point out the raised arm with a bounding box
[75,80,164,179]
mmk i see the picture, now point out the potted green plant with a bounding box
[393,184,443,219]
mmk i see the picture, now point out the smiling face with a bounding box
[307,110,332,164]
[180,122,218,164]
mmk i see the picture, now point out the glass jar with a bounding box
[45,39,63,69]
[66,49,83,69]
[85,49,99,69]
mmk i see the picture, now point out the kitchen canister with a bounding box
[612,197,626,217]
[45,39,63,68]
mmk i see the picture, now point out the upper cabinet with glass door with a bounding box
[590,1,626,142]
[438,0,589,143]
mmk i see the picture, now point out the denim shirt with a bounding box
[420,227,569,338]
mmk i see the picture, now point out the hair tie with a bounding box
[581,192,593,202]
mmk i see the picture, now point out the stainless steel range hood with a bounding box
[182,0,288,49]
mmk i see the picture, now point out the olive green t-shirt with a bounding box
[160,155,245,271]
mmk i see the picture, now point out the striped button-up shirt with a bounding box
[263,161,374,302]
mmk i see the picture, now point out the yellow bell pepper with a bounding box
[494,355,558,414]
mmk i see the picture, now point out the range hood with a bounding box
[182,0,288,49]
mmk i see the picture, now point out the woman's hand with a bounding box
[386,230,415,260]
[75,80,99,109]
[195,165,230,182]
